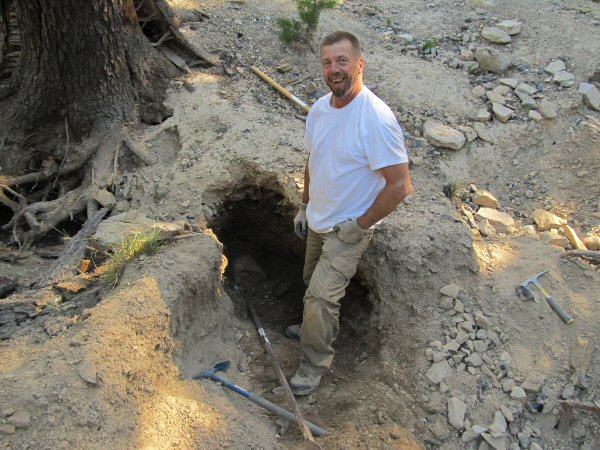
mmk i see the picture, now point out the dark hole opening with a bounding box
[208,186,378,373]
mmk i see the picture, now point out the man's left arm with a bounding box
[356,163,412,229]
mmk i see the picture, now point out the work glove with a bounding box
[294,203,308,240]
[333,219,368,244]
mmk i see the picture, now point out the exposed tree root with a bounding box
[1,122,154,247]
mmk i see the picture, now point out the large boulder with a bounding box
[92,210,187,249]
[423,120,466,150]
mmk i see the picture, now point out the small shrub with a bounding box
[277,0,337,44]
[102,228,161,288]
[421,37,439,52]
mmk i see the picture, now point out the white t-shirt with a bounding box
[304,86,408,233]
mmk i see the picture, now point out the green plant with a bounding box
[102,228,161,288]
[277,0,337,44]
[443,180,466,203]
[421,37,439,52]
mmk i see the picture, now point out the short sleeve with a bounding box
[363,112,409,170]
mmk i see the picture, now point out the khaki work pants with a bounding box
[299,227,373,375]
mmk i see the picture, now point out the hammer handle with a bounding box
[546,296,573,324]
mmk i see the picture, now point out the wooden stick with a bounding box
[561,250,600,263]
[560,400,600,415]
[251,66,311,113]
[237,286,321,449]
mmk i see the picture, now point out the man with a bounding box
[289,31,412,396]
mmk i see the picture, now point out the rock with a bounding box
[583,235,600,250]
[0,424,15,434]
[497,20,522,35]
[448,397,467,429]
[499,78,519,89]
[516,83,537,95]
[466,0,495,7]
[492,85,512,96]
[489,410,507,435]
[440,295,454,309]
[528,110,543,121]
[539,99,558,119]
[7,410,31,428]
[475,208,515,233]
[561,225,586,250]
[492,103,513,122]
[454,300,465,313]
[456,330,470,345]
[500,405,514,422]
[481,27,512,44]
[532,209,566,231]
[476,109,492,122]
[458,125,477,142]
[517,91,536,109]
[444,340,460,352]
[465,353,483,367]
[396,33,414,44]
[487,91,506,105]
[474,340,489,353]
[93,189,116,209]
[530,443,542,450]
[578,83,600,111]
[440,283,460,299]
[478,219,497,237]
[502,379,515,392]
[510,386,527,401]
[459,49,474,61]
[305,82,318,96]
[79,359,99,385]
[92,211,186,249]
[522,371,545,393]
[428,414,451,440]
[357,5,377,15]
[472,85,486,97]
[553,71,575,87]
[426,360,453,384]
[476,47,511,74]
[482,432,508,450]
[473,122,493,141]
[423,120,466,150]
[115,199,130,212]
[462,425,487,442]
[545,60,566,75]
[475,311,492,329]
[562,384,576,399]
[570,336,594,387]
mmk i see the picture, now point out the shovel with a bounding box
[191,360,327,437]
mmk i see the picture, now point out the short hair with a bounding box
[320,31,362,58]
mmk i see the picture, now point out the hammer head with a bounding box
[516,270,549,301]
[191,360,230,380]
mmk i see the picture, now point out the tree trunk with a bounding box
[0,0,214,245]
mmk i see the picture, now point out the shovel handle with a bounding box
[248,392,327,437]
[546,296,573,324]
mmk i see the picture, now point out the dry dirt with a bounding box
[1,0,600,449]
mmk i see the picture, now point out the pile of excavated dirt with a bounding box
[2,0,600,449]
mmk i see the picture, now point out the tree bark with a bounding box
[0,0,214,244]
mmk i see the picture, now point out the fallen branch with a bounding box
[561,250,600,263]
[560,400,600,415]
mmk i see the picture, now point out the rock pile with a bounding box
[421,282,589,448]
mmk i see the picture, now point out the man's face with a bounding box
[321,40,364,103]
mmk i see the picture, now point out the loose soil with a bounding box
[1,0,599,449]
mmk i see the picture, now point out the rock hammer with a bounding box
[516,270,573,324]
